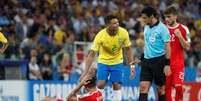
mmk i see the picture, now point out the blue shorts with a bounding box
[97,63,123,84]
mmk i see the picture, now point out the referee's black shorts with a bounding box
[140,55,166,86]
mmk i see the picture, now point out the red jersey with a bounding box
[77,90,103,101]
[168,24,191,67]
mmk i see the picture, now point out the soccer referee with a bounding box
[139,6,171,101]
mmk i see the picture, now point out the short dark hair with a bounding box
[164,5,178,15]
[85,76,96,88]
[141,6,158,17]
[104,15,118,24]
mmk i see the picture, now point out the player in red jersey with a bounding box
[163,6,191,101]
[67,66,103,101]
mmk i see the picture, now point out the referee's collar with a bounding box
[149,21,160,28]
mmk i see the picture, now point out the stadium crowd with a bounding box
[0,0,200,80]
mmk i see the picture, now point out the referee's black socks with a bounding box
[139,93,148,101]
[139,93,166,101]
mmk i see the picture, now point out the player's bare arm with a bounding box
[165,42,171,59]
[164,42,171,76]
[68,66,97,101]
[174,28,190,50]
[80,50,96,80]
[67,77,91,101]
[125,46,136,79]
[66,83,82,101]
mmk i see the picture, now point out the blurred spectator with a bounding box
[29,48,37,60]
[72,13,87,35]
[28,56,42,80]
[63,30,75,59]
[14,9,33,42]
[58,52,73,81]
[20,24,41,59]
[0,32,8,54]
[40,52,53,80]
[132,38,144,59]
[4,31,19,59]
[76,45,84,65]
[196,62,201,82]
[54,24,66,47]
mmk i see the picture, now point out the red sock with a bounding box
[175,86,183,101]
[166,87,172,101]
[166,76,172,101]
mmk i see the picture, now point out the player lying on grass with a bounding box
[42,65,102,101]
[67,66,103,101]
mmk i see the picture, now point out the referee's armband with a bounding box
[165,58,170,65]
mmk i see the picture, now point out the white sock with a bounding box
[112,90,122,101]
[97,87,105,100]
[97,87,104,93]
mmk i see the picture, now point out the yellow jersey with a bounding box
[91,27,131,65]
[0,32,8,44]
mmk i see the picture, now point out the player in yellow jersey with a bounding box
[80,15,136,101]
[0,32,8,53]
